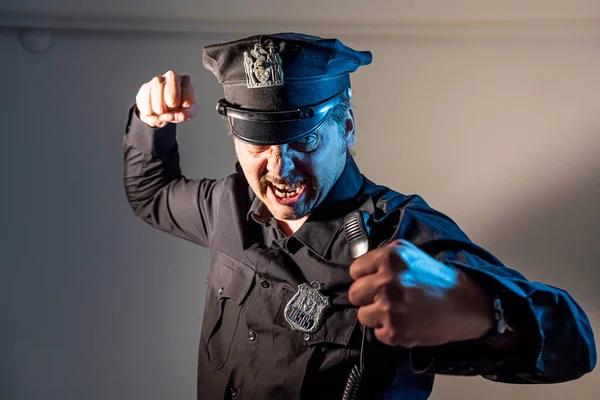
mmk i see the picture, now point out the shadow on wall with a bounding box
[479,133,600,308]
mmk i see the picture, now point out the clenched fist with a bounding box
[348,239,494,348]
[135,70,199,128]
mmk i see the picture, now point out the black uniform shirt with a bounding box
[123,107,596,400]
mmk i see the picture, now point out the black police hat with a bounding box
[202,33,372,145]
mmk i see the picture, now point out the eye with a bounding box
[290,134,319,152]
[246,144,270,154]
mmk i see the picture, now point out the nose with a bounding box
[266,145,295,177]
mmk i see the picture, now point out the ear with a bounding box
[344,106,356,149]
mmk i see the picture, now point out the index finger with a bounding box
[349,240,414,280]
[349,248,386,280]
[135,82,153,116]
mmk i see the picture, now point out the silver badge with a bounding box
[243,43,284,89]
[284,281,330,334]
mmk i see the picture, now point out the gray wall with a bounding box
[1,4,599,399]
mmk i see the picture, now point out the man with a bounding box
[123,33,596,399]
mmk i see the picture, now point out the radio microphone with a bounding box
[342,211,370,400]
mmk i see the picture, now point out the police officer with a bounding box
[123,33,596,399]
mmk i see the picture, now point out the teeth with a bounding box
[272,181,304,190]
[273,184,303,198]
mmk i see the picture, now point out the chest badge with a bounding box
[284,281,330,334]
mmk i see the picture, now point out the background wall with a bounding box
[1,1,598,399]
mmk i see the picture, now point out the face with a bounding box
[234,112,355,223]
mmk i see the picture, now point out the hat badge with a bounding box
[243,43,284,89]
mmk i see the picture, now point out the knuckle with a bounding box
[369,251,386,271]
[379,300,392,314]
[383,250,403,273]
[164,93,176,107]
[389,326,401,340]
[381,281,400,298]
[348,266,356,280]
[387,247,402,263]
[347,286,358,304]
[152,75,165,85]
[377,328,395,346]
[356,307,367,323]
[151,102,164,115]
[375,248,395,267]
[381,311,393,328]
[380,270,395,284]
[377,274,395,292]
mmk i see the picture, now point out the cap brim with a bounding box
[229,112,329,145]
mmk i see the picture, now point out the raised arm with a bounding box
[123,71,224,247]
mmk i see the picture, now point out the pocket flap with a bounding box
[209,252,255,305]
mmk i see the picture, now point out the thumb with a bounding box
[159,103,199,123]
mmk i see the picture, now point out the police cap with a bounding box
[202,32,372,145]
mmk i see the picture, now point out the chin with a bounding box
[270,205,306,221]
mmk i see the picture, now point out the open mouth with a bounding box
[267,179,307,204]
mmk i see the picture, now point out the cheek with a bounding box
[237,152,267,181]
[303,146,345,183]
[298,157,328,189]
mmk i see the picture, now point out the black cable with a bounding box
[342,325,366,400]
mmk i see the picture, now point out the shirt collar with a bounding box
[247,156,369,258]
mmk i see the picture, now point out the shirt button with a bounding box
[248,331,256,341]
[261,280,270,288]
[218,287,224,295]
[230,387,238,397]
[303,333,310,341]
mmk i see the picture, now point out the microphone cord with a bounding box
[342,324,366,400]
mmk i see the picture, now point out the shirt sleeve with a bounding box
[392,197,596,383]
[123,105,225,247]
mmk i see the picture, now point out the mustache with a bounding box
[259,174,306,189]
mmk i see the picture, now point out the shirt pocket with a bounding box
[201,251,255,371]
